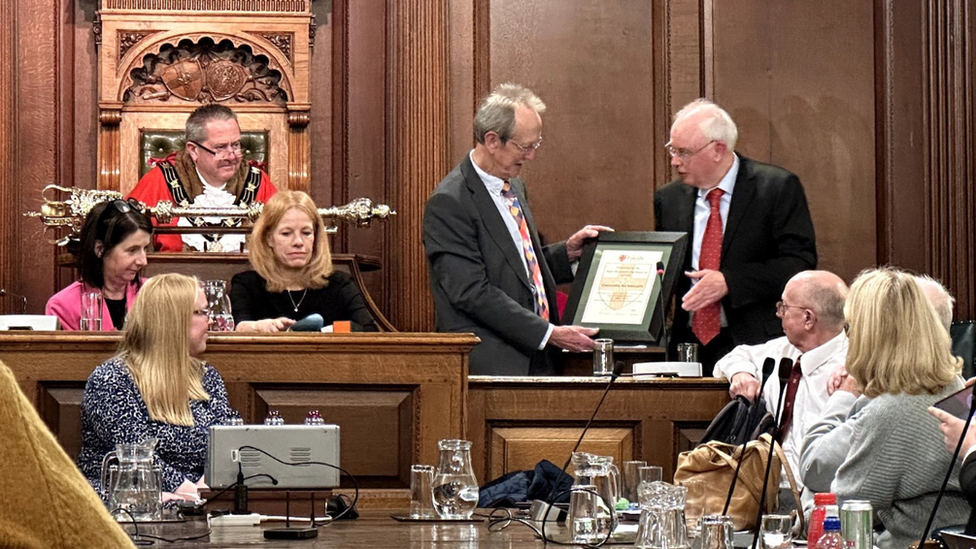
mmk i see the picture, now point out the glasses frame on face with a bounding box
[665,139,717,160]
[507,137,543,155]
[190,140,243,158]
[775,300,808,317]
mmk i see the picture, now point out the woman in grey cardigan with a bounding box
[811,267,968,549]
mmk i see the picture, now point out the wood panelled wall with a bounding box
[2,0,975,324]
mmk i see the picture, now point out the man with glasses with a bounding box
[713,269,849,514]
[127,104,278,252]
[654,99,817,372]
[423,83,610,376]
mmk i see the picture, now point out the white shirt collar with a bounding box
[469,150,506,196]
[697,153,740,199]
[195,167,227,192]
[797,331,849,375]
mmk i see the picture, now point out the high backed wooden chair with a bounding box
[95,0,314,196]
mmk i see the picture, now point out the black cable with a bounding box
[113,506,213,545]
[539,486,614,547]
[236,445,360,524]
[205,473,279,508]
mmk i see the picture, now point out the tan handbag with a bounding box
[673,433,802,531]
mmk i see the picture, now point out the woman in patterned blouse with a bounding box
[76,273,234,497]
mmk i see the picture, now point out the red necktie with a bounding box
[692,188,724,344]
[501,182,550,320]
[777,358,803,442]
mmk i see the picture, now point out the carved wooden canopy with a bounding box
[95,0,314,195]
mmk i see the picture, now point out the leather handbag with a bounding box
[673,433,802,532]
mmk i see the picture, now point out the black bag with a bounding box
[701,396,775,445]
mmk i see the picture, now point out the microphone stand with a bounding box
[536,361,625,541]
[0,289,27,314]
[655,262,669,360]
[722,357,776,515]
[751,358,793,549]
[919,382,976,546]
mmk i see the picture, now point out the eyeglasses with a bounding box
[665,140,716,160]
[509,137,543,155]
[192,308,210,317]
[775,301,807,315]
[191,140,243,158]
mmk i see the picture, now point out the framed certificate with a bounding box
[562,231,688,343]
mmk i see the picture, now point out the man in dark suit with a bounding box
[423,83,609,376]
[654,99,817,373]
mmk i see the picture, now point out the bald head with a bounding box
[914,275,954,332]
[780,270,848,352]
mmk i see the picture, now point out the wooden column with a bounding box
[0,0,14,311]
[876,0,976,319]
[385,0,450,332]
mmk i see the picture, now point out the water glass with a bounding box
[760,514,793,549]
[80,291,103,331]
[622,460,647,504]
[700,515,733,549]
[593,338,614,376]
[409,464,435,519]
[638,465,663,485]
[677,342,699,363]
[569,484,600,544]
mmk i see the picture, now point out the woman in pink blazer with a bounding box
[46,200,153,330]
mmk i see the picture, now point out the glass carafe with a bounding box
[432,439,479,519]
[570,452,620,537]
[201,279,234,331]
[100,439,161,521]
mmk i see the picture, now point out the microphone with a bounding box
[919,382,976,545]
[0,289,27,314]
[723,357,776,514]
[533,361,626,528]
[655,261,669,360]
[751,357,794,549]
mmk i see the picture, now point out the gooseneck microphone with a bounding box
[654,261,670,361]
[919,382,976,545]
[723,357,776,515]
[533,361,626,528]
[0,289,27,314]
[751,357,794,549]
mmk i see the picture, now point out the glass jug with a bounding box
[432,439,479,519]
[100,439,162,521]
[570,452,620,536]
[201,279,234,331]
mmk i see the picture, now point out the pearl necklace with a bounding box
[286,288,308,313]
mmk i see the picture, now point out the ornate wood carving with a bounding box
[254,31,294,63]
[117,29,158,59]
[386,0,450,332]
[102,0,309,11]
[125,38,287,104]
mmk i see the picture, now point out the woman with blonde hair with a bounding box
[77,273,233,496]
[231,190,377,332]
[808,267,967,549]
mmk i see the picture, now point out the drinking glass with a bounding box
[623,460,648,504]
[80,291,103,331]
[638,465,663,485]
[678,478,706,538]
[569,484,600,544]
[409,465,435,519]
[593,338,614,376]
[760,514,793,549]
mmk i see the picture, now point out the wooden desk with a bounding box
[134,509,552,548]
[467,376,730,483]
[0,332,477,502]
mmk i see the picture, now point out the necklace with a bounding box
[286,288,309,313]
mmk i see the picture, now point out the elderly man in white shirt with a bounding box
[713,270,849,512]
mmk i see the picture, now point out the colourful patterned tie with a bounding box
[501,181,550,320]
[692,188,724,344]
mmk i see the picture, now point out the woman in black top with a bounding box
[231,190,377,332]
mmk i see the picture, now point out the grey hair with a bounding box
[672,98,738,150]
[185,104,238,144]
[805,280,848,329]
[915,274,954,332]
[473,83,547,144]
